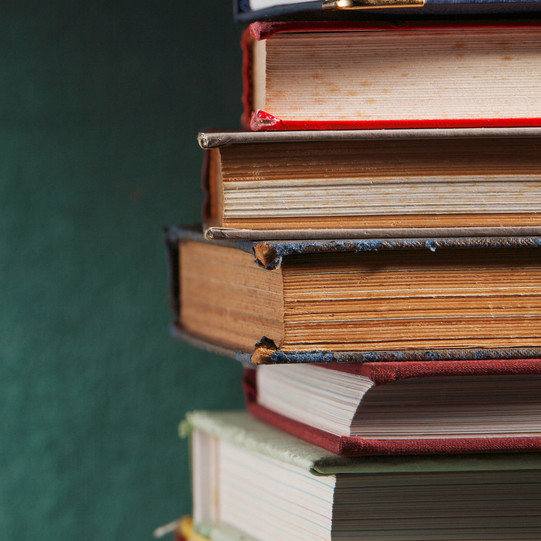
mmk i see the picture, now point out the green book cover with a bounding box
[183,410,541,476]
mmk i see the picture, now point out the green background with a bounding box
[0,2,244,538]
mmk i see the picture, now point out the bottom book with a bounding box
[183,410,541,541]
[173,517,210,541]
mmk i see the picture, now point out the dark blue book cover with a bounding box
[235,0,541,22]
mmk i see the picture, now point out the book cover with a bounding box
[198,127,541,239]
[184,410,541,473]
[165,226,541,364]
[243,360,541,455]
[235,0,541,22]
[242,20,541,131]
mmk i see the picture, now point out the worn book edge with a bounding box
[197,127,541,149]
[166,226,541,364]
[204,226,541,241]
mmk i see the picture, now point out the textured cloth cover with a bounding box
[244,360,541,456]
[183,410,541,474]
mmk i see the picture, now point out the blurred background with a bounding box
[0,1,244,538]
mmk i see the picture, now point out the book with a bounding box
[184,410,541,541]
[198,127,541,240]
[166,227,541,364]
[172,517,211,541]
[154,517,209,541]
[235,0,541,22]
[242,20,541,131]
[244,360,541,455]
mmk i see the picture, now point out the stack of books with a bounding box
[165,2,541,539]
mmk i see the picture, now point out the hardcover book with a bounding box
[199,127,541,240]
[244,360,541,455]
[185,410,541,541]
[235,0,541,22]
[165,227,541,364]
[242,20,541,131]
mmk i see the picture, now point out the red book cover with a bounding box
[241,19,541,131]
[244,359,541,456]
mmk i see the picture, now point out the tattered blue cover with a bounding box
[165,226,541,364]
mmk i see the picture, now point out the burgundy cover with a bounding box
[244,359,541,456]
[241,19,541,131]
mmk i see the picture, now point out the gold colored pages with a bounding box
[281,248,541,352]
[179,241,541,355]
[179,241,284,351]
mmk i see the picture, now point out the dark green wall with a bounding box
[0,2,244,538]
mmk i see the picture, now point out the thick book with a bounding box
[198,127,541,240]
[165,227,541,364]
[184,410,541,541]
[242,20,541,131]
[244,360,541,455]
[235,0,541,22]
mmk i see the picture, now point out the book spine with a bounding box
[164,229,181,328]
[200,150,211,227]
[241,27,253,130]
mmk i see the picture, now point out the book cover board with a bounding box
[184,410,541,473]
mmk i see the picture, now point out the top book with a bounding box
[242,20,541,131]
[235,0,541,22]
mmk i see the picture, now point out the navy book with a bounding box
[235,0,541,22]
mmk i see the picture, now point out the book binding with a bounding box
[166,226,541,364]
